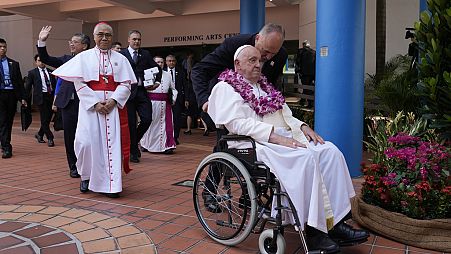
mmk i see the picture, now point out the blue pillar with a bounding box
[315,0,366,177]
[240,0,265,34]
[419,0,427,14]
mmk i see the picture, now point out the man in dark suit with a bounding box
[191,23,288,112]
[26,54,57,147]
[0,38,27,159]
[164,54,186,145]
[295,40,316,108]
[36,25,90,177]
[120,30,161,163]
[190,23,287,213]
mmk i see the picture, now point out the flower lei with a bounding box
[218,69,285,116]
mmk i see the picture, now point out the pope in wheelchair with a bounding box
[193,45,369,254]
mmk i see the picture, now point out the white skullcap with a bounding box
[234,45,253,60]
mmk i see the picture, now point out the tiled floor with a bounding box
[0,113,447,254]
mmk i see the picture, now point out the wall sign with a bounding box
[163,32,240,43]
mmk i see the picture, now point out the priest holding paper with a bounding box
[52,22,136,198]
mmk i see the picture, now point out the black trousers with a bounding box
[61,98,79,170]
[126,86,152,157]
[37,93,54,140]
[172,99,184,140]
[205,128,229,192]
[0,90,17,152]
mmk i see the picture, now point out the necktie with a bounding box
[41,68,51,94]
[170,69,174,82]
[132,50,138,64]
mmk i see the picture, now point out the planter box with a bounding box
[351,197,451,253]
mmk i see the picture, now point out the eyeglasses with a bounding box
[95,33,113,39]
[68,40,82,45]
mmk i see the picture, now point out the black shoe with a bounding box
[35,134,45,143]
[80,180,89,193]
[184,130,192,135]
[48,139,55,147]
[130,154,140,163]
[175,139,180,145]
[163,149,174,154]
[203,130,209,136]
[329,221,369,246]
[306,227,340,253]
[2,151,12,159]
[70,166,80,178]
[202,192,222,213]
[104,192,120,198]
[141,147,148,152]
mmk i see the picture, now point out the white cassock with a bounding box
[208,81,356,233]
[140,71,178,152]
[52,47,137,193]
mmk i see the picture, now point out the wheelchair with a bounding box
[193,135,324,254]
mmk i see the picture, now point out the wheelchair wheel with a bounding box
[193,152,257,246]
[258,229,286,254]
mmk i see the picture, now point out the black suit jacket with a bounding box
[25,67,56,105]
[2,57,25,101]
[120,48,160,100]
[164,67,186,105]
[191,33,288,107]
[36,46,76,108]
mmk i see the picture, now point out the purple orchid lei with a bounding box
[218,69,285,116]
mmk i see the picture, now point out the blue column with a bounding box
[315,0,366,177]
[240,0,265,34]
[419,0,427,14]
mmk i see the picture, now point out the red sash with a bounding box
[88,75,132,174]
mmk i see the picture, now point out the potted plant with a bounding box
[353,112,451,252]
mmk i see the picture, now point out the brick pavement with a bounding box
[0,114,446,254]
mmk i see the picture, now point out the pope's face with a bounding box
[94,26,113,50]
[236,47,261,83]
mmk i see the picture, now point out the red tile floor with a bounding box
[0,113,447,254]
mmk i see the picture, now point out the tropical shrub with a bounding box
[415,0,451,140]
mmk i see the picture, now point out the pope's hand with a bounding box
[301,124,325,145]
[39,26,52,42]
[269,130,306,148]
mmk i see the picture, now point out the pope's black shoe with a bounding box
[202,192,222,213]
[80,180,89,193]
[306,226,340,254]
[328,221,369,246]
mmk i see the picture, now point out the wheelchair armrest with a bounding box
[218,135,256,150]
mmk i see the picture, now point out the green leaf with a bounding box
[431,38,437,51]
[421,11,431,24]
